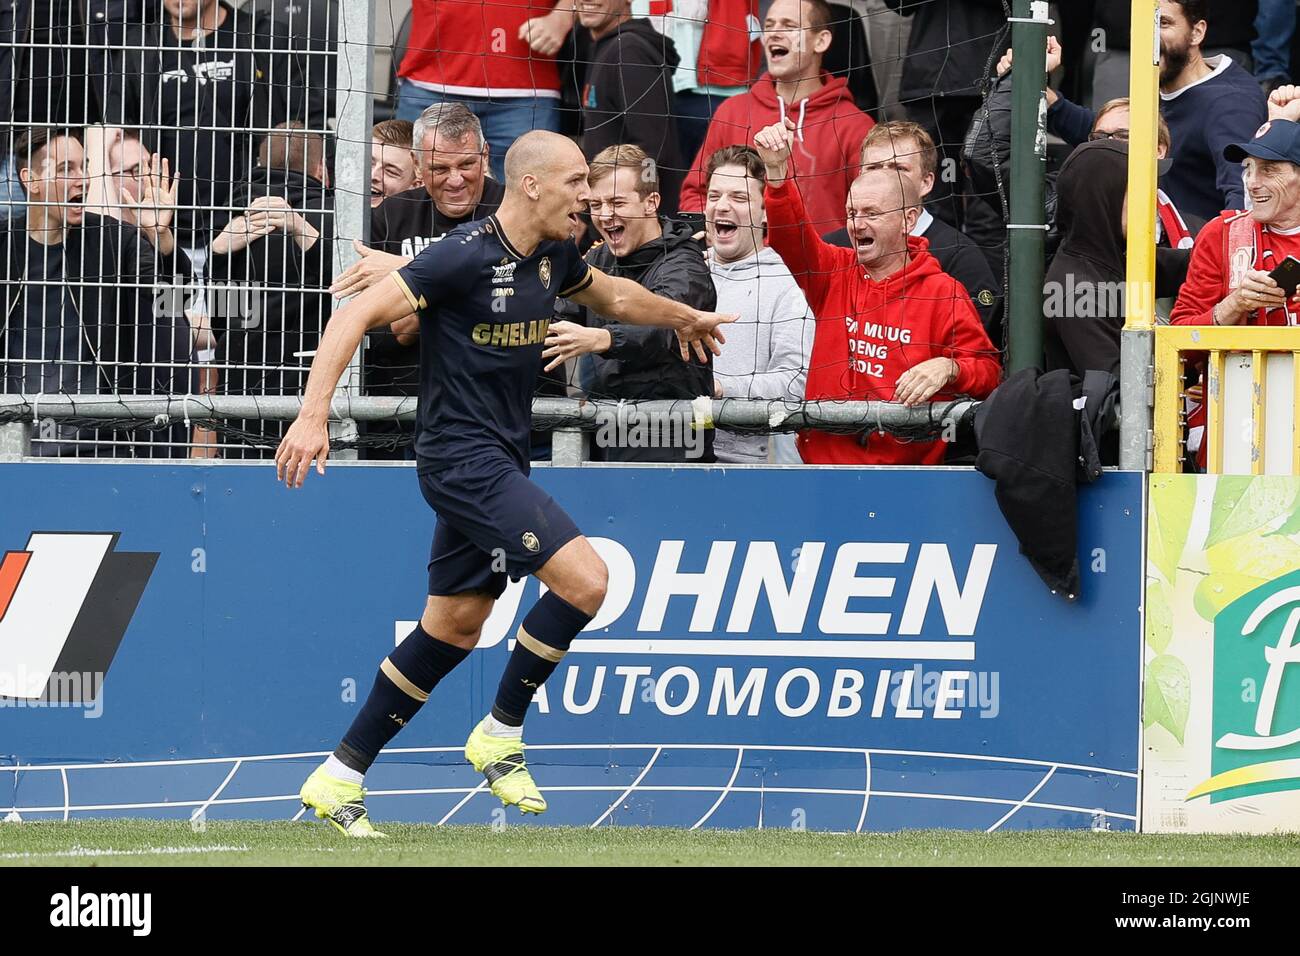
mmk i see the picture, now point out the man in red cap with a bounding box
[1173,89,1300,326]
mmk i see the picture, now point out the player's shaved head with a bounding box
[495,130,591,244]
[504,130,584,190]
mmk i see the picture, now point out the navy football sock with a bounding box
[491,592,593,726]
[334,623,469,775]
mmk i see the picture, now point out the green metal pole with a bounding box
[1007,0,1050,374]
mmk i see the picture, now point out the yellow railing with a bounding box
[1153,326,1300,474]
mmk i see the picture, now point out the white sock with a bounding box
[323,754,363,785]
[484,714,523,739]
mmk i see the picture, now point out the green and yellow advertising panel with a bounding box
[1145,475,1300,832]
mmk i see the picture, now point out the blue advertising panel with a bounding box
[0,463,1142,831]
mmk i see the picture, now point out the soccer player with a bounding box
[276,130,733,837]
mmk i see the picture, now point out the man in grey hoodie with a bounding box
[703,145,814,463]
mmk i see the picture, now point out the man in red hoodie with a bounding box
[677,0,874,234]
[754,118,1002,465]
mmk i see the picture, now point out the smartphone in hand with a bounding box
[1268,255,1300,298]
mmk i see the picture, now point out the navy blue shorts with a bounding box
[418,458,581,598]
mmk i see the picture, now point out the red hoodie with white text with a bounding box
[764,179,1002,465]
[678,72,874,233]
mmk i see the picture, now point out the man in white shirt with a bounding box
[703,144,813,462]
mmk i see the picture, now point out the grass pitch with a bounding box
[2,820,1299,866]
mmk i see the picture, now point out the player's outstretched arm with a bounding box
[565,266,736,363]
[275,277,413,489]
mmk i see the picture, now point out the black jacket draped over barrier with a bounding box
[973,367,1119,600]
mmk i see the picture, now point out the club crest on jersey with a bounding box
[539,257,552,290]
[521,531,541,553]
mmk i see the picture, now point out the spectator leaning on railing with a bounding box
[543,143,716,463]
[702,144,813,464]
[81,124,214,407]
[824,122,1001,339]
[328,104,507,458]
[753,118,1000,466]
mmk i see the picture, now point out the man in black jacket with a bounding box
[207,122,332,456]
[543,143,715,462]
[0,127,192,455]
[882,0,1005,229]
[577,0,684,211]
[97,0,319,269]
[823,122,1002,338]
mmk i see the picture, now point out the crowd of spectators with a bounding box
[2,0,1300,464]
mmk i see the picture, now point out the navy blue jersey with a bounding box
[392,215,592,473]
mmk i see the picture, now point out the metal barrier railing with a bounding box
[1153,326,1300,475]
[0,394,978,465]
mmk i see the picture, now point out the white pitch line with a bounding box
[855,751,872,834]
[0,844,251,860]
[590,747,663,829]
[690,748,745,830]
[986,766,1057,833]
[192,759,243,822]
[0,745,1138,781]
[60,768,69,823]
[0,786,1136,823]
[436,779,488,826]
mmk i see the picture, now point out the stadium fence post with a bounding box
[329,0,375,460]
[551,429,589,465]
[1120,0,1160,472]
[1007,0,1050,374]
[0,421,31,460]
